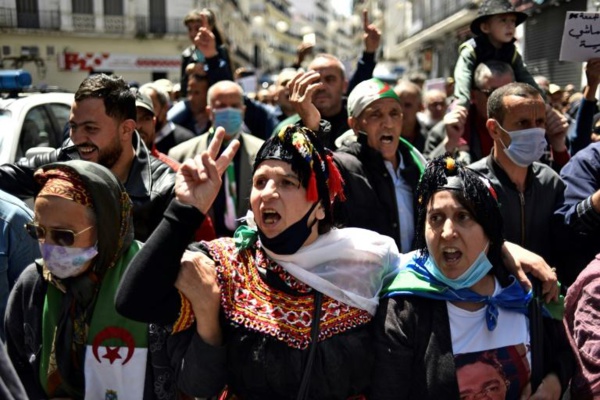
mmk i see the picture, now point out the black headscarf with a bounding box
[253,124,345,233]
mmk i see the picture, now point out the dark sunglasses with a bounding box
[25,223,94,247]
[593,125,600,135]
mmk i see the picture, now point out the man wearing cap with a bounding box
[133,89,180,172]
[548,83,565,112]
[334,78,426,252]
[453,0,543,108]
[290,74,425,252]
[139,83,195,154]
[0,74,176,242]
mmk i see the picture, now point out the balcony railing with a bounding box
[135,16,187,36]
[73,13,95,32]
[104,15,124,34]
[0,8,59,29]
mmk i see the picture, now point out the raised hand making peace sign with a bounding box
[175,127,240,214]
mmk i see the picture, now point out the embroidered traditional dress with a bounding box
[173,238,375,399]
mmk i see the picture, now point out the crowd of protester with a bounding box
[3,0,600,398]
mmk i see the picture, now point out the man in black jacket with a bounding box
[0,74,175,242]
[333,78,426,252]
[469,82,570,284]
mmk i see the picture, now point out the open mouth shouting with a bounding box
[261,209,281,225]
[380,134,395,144]
[442,247,462,265]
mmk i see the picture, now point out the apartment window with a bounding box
[72,0,93,13]
[104,0,124,33]
[17,0,39,29]
[149,0,166,34]
[104,0,123,16]
[72,0,94,31]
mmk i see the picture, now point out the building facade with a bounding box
[0,0,324,91]
[385,0,593,88]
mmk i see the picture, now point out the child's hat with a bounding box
[470,0,528,35]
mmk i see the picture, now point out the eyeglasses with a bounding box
[593,125,600,135]
[460,382,505,400]
[25,223,94,247]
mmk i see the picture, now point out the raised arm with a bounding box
[347,10,379,94]
[115,128,240,324]
[569,58,600,155]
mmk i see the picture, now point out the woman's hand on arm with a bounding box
[520,373,561,400]
[501,242,559,303]
[175,250,222,346]
[175,127,240,214]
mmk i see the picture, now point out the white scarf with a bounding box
[246,212,401,315]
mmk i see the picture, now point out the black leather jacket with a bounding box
[0,132,175,242]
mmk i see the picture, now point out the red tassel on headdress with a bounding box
[326,155,346,202]
[307,171,319,202]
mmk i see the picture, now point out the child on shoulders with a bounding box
[453,0,544,107]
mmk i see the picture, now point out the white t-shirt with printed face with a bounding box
[448,278,531,400]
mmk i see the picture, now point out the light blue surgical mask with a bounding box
[40,242,98,279]
[424,242,493,290]
[213,107,243,134]
[193,49,206,63]
[496,123,547,167]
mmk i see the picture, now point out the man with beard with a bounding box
[0,74,176,242]
[139,83,195,154]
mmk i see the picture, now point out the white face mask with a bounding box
[40,242,98,279]
[496,122,547,167]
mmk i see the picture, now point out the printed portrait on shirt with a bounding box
[455,344,530,400]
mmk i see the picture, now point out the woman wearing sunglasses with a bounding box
[4,160,175,400]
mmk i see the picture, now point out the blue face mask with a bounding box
[496,123,547,167]
[193,49,206,63]
[213,107,243,135]
[424,242,493,290]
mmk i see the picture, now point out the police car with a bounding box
[0,70,73,164]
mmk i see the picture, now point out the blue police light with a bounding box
[0,70,32,91]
